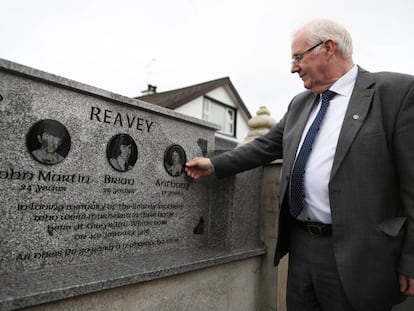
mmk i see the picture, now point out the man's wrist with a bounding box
[210,161,215,175]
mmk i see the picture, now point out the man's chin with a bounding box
[303,82,311,90]
[301,78,311,89]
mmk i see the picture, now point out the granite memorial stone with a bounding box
[0,58,264,310]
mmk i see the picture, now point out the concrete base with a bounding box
[21,258,261,311]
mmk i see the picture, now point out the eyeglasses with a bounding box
[291,41,324,65]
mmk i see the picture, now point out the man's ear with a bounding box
[324,39,335,55]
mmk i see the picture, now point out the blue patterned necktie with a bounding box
[289,90,337,217]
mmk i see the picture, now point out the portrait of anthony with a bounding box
[26,119,71,165]
[106,133,138,172]
[164,144,187,177]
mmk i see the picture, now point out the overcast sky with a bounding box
[2,0,413,120]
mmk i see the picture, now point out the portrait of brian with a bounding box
[106,133,138,172]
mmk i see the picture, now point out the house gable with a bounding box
[135,77,252,142]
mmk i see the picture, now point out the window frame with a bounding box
[202,96,237,137]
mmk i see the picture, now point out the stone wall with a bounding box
[21,258,261,311]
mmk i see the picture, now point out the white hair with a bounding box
[295,19,353,58]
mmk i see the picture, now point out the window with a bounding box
[202,97,236,136]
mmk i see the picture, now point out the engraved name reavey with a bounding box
[90,106,155,132]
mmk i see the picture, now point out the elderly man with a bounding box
[185,19,414,311]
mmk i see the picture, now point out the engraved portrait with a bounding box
[26,119,71,165]
[164,144,187,177]
[106,134,138,172]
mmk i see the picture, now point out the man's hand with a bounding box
[185,157,214,179]
[399,274,414,296]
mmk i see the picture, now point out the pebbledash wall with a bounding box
[0,58,270,311]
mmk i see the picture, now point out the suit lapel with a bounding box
[330,67,375,181]
[283,95,319,174]
[281,93,319,196]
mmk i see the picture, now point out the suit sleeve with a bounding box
[211,113,286,178]
[395,80,414,277]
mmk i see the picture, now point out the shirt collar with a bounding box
[328,64,358,97]
[117,157,127,168]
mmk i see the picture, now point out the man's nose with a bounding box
[291,63,300,74]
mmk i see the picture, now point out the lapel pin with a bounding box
[352,114,360,120]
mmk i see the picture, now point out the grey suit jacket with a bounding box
[211,67,414,310]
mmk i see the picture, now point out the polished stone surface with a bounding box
[0,58,264,310]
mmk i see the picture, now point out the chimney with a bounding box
[141,84,157,95]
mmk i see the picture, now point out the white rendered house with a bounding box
[136,77,252,151]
